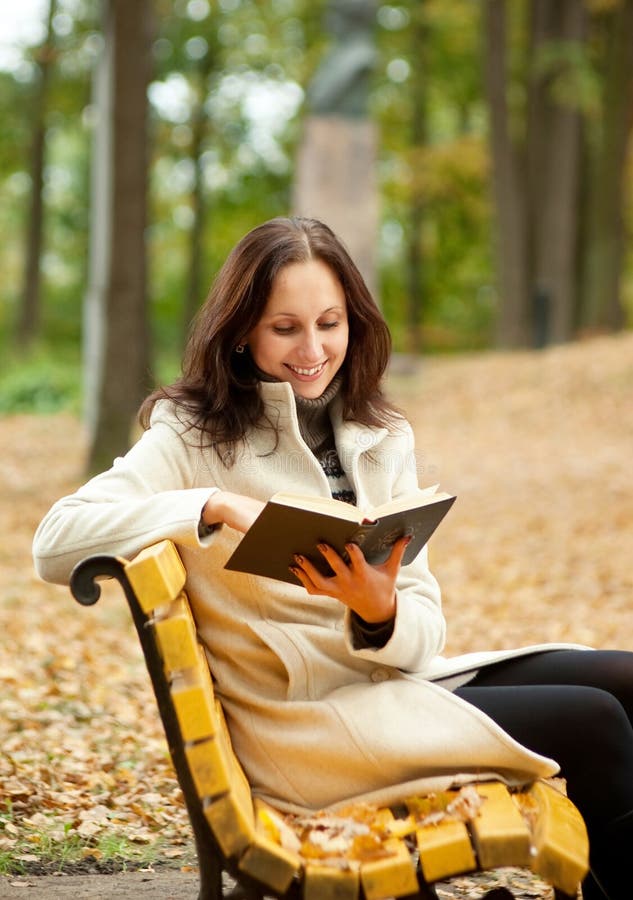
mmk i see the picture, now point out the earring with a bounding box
[235,343,246,354]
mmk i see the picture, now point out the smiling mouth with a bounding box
[285,362,327,377]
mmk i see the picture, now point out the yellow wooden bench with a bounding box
[70,540,589,900]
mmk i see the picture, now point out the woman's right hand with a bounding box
[202,491,265,534]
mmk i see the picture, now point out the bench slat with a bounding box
[125,539,186,611]
[526,781,590,896]
[416,819,476,883]
[202,700,256,858]
[303,864,359,900]
[185,736,232,798]
[204,792,254,859]
[237,799,302,894]
[154,595,200,673]
[171,660,217,742]
[239,832,302,895]
[470,782,532,869]
[360,838,419,900]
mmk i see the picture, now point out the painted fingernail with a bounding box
[293,554,304,564]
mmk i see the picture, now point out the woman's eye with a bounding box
[272,321,338,334]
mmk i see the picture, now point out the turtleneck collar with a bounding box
[293,374,343,452]
[253,360,343,452]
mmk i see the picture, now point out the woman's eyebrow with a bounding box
[267,306,344,318]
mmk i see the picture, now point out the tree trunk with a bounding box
[17,0,57,346]
[580,0,633,332]
[526,0,585,345]
[483,0,531,348]
[183,59,212,348]
[84,0,153,474]
[183,137,205,347]
[404,2,428,354]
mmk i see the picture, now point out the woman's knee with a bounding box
[555,687,632,762]
[559,685,627,729]
[587,651,633,713]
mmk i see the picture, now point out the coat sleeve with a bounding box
[32,403,219,585]
[343,421,447,671]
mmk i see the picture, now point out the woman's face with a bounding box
[246,259,349,399]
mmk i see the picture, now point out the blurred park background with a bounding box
[1,0,633,883]
[1,0,633,468]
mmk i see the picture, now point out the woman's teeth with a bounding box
[287,363,325,376]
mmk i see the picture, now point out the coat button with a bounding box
[370,668,390,683]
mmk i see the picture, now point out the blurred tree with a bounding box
[484,0,633,347]
[182,49,214,341]
[403,1,429,353]
[84,0,153,473]
[148,0,312,362]
[150,2,222,347]
[527,0,585,346]
[2,2,103,354]
[580,0,633,332]
[17,0,58,347]
[378,0,491,351]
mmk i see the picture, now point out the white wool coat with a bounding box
[33,382,582,813]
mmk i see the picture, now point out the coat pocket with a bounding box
[247,619,310,702]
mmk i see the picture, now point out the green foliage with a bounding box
[144,0,310,361]
[376,0,494,349]
[0,73,33,171]
[0,343,81,414]
[0,801,165,875]
[532,40,602,114]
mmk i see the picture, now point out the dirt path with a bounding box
[0,868,553,899]
[0,870,199,899]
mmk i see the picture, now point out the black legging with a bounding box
[456,650,633,831]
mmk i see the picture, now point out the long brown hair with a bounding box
[139,217,400,459]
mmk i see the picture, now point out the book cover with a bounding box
[224,490,456,586]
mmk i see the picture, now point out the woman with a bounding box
[34,217,633,898]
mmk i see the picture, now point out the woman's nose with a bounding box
[299,329,323,361]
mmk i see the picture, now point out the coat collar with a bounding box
[258,380,388,461]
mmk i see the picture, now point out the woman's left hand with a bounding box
[289,535,411,624]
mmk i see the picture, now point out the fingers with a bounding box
[289,536,411,603]
[345,535,411,574]
[384,534,412,573]
[317,543,351,576]
[289,563,319,593]
[290,551,336,595]
[290,544,355,595]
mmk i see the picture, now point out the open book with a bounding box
[224,486,456,586]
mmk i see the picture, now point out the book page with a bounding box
[271,485,451,523]
[370,485,452,519]
[270,492,362,522]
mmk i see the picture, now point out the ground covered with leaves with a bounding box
[1,333,631,897]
